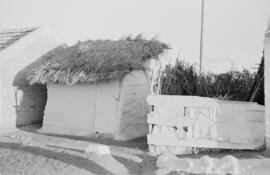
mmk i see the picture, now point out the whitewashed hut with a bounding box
[27,38,168,140]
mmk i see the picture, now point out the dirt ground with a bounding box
[0,128,270,175]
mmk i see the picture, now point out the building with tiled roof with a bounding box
[0,26,62,135]
[0,27,38,51]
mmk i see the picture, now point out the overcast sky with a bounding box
[1,0,270,72]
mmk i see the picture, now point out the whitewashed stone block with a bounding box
[155,145,162,155]
[152,125,161,137]
[199,155,214,174]
[216,155,240,175]
[176,126,187,139]
[156,152,194,171]
[85,144,111,155]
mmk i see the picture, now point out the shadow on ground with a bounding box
[0,142,116,175]
[14,125,270,175]
[1,127,158,175]
[178,149,268,160]
[19,125,148,150]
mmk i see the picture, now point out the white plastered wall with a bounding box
[40,85,96,136]
[0,27,61,135]
[114,70,151,140]
[41,80,120,137]
[93,80,120,135]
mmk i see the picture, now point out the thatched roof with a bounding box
[27,37,168,85]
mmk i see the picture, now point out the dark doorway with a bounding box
[13,67,47,127]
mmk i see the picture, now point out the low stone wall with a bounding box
[147,95,265,155]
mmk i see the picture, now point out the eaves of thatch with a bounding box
[26,37,169,85]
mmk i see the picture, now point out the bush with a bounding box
[160,60,255,101]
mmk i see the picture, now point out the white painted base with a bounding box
[147,135,263,150]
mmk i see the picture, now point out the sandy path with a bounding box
[0,131,157,175]
[0,143,157,175]
[0,145,94,175]
[0,131,270,175]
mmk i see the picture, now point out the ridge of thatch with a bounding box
[27,36,168,85]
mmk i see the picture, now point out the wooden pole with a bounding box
[199,0,205,75]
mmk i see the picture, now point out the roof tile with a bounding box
[0,27,38,52]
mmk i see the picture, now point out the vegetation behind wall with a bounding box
[159,60,256,101]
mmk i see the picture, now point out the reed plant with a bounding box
[160,60,255,101]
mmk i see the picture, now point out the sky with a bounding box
[0,0,270,73]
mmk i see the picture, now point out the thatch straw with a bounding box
[27,36,169,85]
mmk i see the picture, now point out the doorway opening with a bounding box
[13,68,47,128]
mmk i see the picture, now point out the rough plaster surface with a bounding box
[156,153,242,175]
[114,70,150,140]
[0,27,61,133]
[41,85,96,136]
[15,84,47,127]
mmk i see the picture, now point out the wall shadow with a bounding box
[0,142,115,175]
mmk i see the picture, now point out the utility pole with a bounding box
[199,0,205,75]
